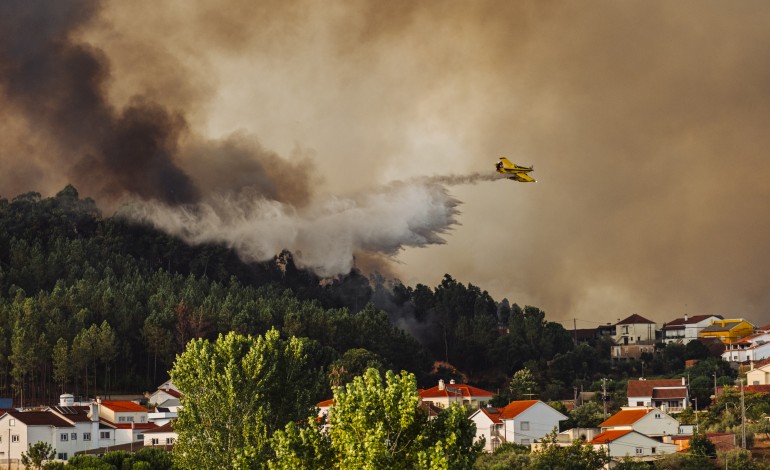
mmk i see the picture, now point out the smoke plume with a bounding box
[3,0,770,324]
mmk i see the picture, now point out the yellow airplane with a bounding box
[495,157,536,182]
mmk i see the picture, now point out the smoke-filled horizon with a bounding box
[2,0,770,326]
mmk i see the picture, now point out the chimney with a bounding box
[682,377,686,386]
[438,379,445,390]
[684,313,688,321]
[449,379,456,385]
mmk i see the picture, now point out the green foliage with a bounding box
[529,432,609,470]
[653,452,712,469]
[570,401,605,428]
[271,368,481,470]
[613,456,651,469]
[171,329,323,469]
[21,441,56,470]
[269,419,334,470]
[473,442,532,470]
[688,433,716,457]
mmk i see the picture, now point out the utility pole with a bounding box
[740,378,746,449]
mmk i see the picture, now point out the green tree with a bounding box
[507,367,538,401]
[530,432,609,470]
[688,433,716,458]
[269,418,334,470]
[51,338,70,393]
[21,441,55,470]
[170,329,322,469]
[570,401,605,428]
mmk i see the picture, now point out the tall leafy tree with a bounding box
[170,329,322,469]
[272,368,480,469]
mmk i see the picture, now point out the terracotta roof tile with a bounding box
[591,429,633,444]
[5,411,74,428]
[419,383,494,400]
[616,314,655,325]
[499,400,538,420]
[599,408,650,427]
[101,401,148,413]
[627,379,685,397]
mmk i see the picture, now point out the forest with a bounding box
[0,186,736,409]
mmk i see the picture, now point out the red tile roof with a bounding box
[478,407,504,424]
[599,408,650,427]
[663,315,722,329]
[591,429,633,444]
[419,383,494,400]
[101,400,148,413]
[499,400,538,420]
[144,421,175,434]
[627,379,685,397]
[4,411,74,428]
[616,314,655,325]
[316,399,335,408]
[652,388,687,399]
[100,418,157,430]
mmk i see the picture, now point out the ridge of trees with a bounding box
[0,186,735,408]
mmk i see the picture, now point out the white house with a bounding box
[0,411,78,462]
[627,378,689,412]
[613,314,657,346]
[97,400,155,445]
[419,379,494,410]
[599,407,680,437]
[591,429,677,461]
[48,401,116,455]
[469,400,567,451]
[722,331,770,363]
[143,421,176,449]
[148,380,182,410]
[747,361,770,386]
[661,314,723,344]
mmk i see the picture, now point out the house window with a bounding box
[521,439,531,445]
[166,437,175,445]
[655,413,661,419]
[8,419,14,427]
[57,453,67,460]
[71,432,77,440]
[60,433,68,441]
[636,402,644,406]
[137,434,144,440]
[652,447,657,454]
[520,421,530,431]
[11,435,19,443]
[151,438,159,445]
[636,447,643,454]
[100,431,111,439]
[83,433,91,441]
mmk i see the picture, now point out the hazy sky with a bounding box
[2,0,770,327]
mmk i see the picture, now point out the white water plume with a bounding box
[122,175,496,277]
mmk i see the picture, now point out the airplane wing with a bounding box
[499,157,515,169]
[509,172,536,183]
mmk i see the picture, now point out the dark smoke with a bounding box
[0,0,199,205]
[0,0,310,208]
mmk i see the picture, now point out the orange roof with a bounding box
[627,379,685,397]
[599,408,650,427]
[591,429,633,444]
[419,383,494,400]
[477,407,504,424]
[316,399,335,408]
[100,401,148,413]
[499,400,538,420]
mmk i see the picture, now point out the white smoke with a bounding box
[121,177,493,277]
